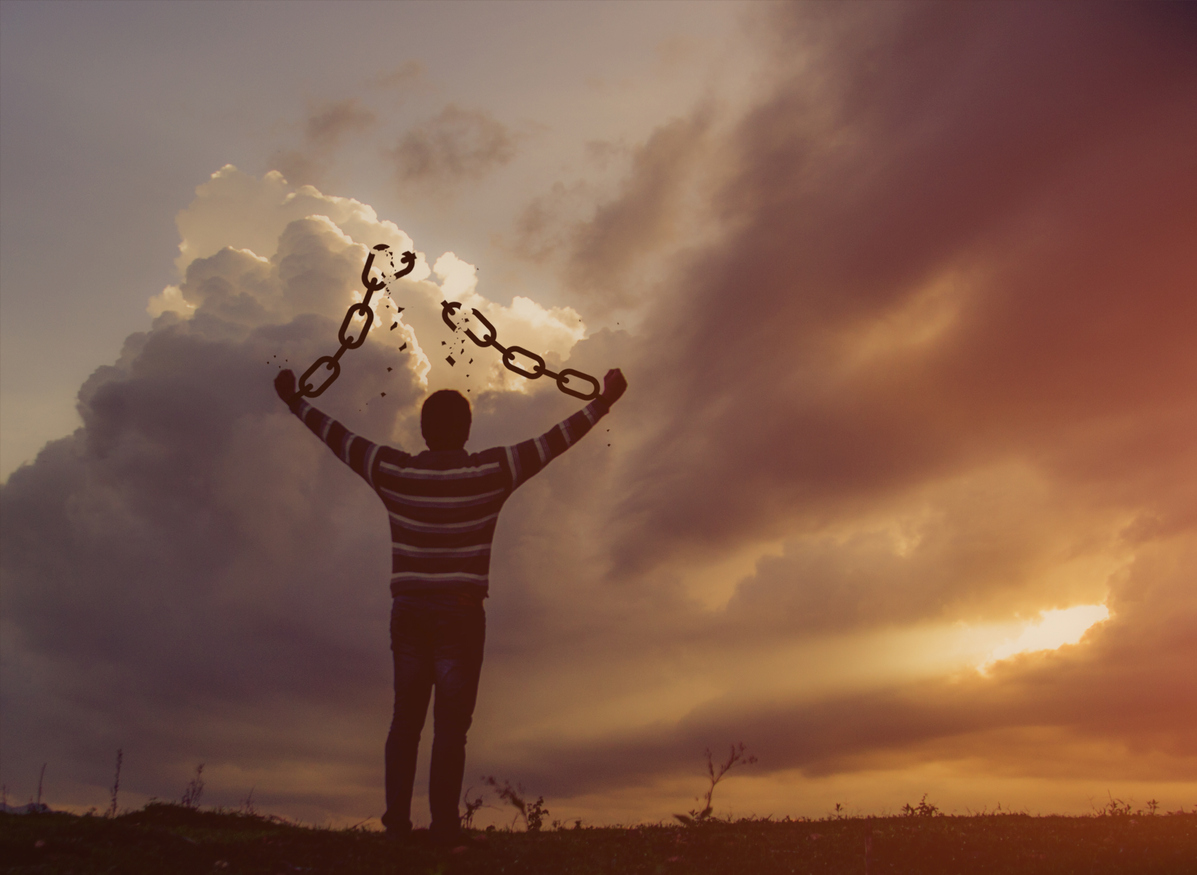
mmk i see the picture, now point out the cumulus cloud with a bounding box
[389,104,518,189]
[1,167,610,823]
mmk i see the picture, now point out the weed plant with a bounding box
[482,776,549,832]
[674,743,757,826]
[180,765,205,810]
[105,750,122,819]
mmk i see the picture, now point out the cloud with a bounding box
[453,0,1197,811]
[563,110,714,310]
[305,98,376,150]
[3,173,421,819]
[389,104,517,189]
[604,1,1197,576]
[509,179,594,265]
[167,165,419,278]
[536,529,1197,796]
[719,463,1127,637]
[369,60,424,92]
[269,98,376,188]
[1,167,606,822]
[507,111,716,313]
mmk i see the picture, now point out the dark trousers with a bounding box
[381,596,485,837]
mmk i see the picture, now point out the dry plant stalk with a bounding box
[674,742,757,826]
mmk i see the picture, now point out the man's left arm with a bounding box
[273,369,393,487]
[504,368,626,490]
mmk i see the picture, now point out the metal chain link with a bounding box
[440,300,601,401]
[296,244,416,398]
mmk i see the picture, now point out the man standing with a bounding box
[273,367,626,844]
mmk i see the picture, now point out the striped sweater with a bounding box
[289,395,610,598]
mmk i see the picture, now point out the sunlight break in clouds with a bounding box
[981,605,1111,671]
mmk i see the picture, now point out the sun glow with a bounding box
[979,604,1109,671]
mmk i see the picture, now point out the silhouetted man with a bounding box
[273,367,626,845]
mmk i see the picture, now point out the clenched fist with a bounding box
[275,369,297,403]
[600,368,627,406]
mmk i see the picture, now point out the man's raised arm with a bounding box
[504,368,626,491]
[274,369,394,487]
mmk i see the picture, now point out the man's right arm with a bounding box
[274,369,394,488]
[503,368,626,490]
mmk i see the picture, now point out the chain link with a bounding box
[440,300,601,401]
[296,244,416,399]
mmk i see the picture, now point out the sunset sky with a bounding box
[2,1,1195,827]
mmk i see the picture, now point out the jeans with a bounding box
[381,595,485,837]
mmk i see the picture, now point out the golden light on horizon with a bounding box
[979,604,1110,672]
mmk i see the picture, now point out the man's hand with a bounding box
[600,368,627,406]
[275,369,298,404]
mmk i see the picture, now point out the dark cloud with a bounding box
[270,98,376,188]
[477,529,1197,801]
[564,111,712,311]
[508,112,712,313]
[1,209,423,818]
[604,1,1197,574]
[446,0,1197,807]
[305,98,376,150]
[583,139,627,171]
[721,481,1100,635]
[509,180,592,265]
[389,104,517,188]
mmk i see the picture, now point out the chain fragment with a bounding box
[296,245,416,399]
[440,300,601,401]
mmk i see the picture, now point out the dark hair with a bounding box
[421,389,471,451]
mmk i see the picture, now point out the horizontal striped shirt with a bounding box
[289,395,609,598]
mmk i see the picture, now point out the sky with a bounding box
[2,0,1196,827]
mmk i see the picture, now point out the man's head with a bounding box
[421,389,471,451]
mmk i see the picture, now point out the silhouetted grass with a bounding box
[3,801,1195,874]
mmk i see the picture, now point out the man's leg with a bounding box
[428,604,485,841]
[382,601,434,835]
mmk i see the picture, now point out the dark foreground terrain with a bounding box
[3,804,1195,874]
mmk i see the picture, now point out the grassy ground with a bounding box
[3,803,1195,874]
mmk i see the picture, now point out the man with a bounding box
[273,366,627,844]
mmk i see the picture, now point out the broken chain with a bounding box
[439,301,601,401]
[296,244,416,398]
